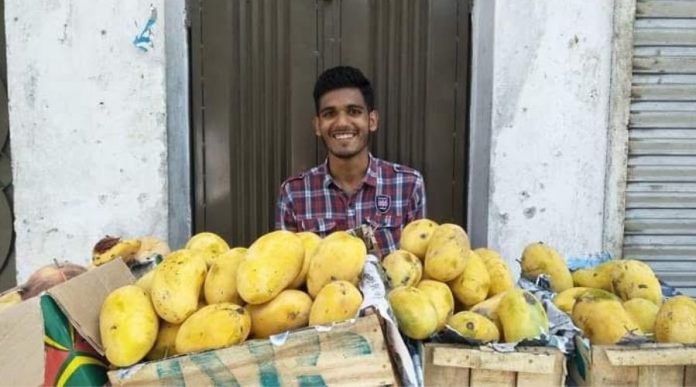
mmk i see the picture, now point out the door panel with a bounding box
[191,0,469,246]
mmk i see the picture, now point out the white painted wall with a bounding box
[483,0,614,278]
[6,1,171,282]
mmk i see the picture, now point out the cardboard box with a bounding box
[569,336,696,386]
[423,343,566,387]
[108,311,396,386]
[0,259,135,386]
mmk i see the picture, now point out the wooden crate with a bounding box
[570,337,696,386]
[108,312,396,386]
[423,343,566,386]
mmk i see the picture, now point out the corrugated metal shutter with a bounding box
[624,0,696,297]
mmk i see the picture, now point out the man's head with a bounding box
[313,66,378,160]
[313,66,375,114]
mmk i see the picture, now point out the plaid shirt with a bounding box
[276,154,426,257]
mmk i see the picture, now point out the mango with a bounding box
[623,298,659,334]
[498,289,549,343]
[100,285,159,367]
[134,270,155,295]
[150,249,207,323]
[204,247,247,305]
[476,248,514,297]
[388,286,439,339]
[309,280,363,325]
[382,249,422,288]
[521,242,572,292]
[146,321,181,361]
[572,292,642,344]
[185,232,230,266]
[290,232,322,289]
[610,260,662,305]
[247,289,313,338]
[424,224,471,282]
[553,287,618,315]
[307,231,366,298]
[655,295,696,343]
[237,230,304,304]
[400,218,439,259]
[571,261,619,291]
[448,250,490,308]
[175,303,251,354]
[447,311,500,342]
[469,291,507,333]
[417,280,454,330]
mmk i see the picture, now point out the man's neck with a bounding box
[328,152,369,195]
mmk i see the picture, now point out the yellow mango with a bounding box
[237,230,304,304]
[498,289,549,343]
[175,303,251,354]
[572,292,642,344]
[134,270,155,295]
[475,248,514,297]
[204,247,247,305]
[146,321,180,361]
[571,261,619,291]
[400,218,439,259]
[447,311,500,342]
[469,291,507,333]
[416,280,454,330]
[100,285,159,367]
[448,250,490,308]
[655,295,696,343]
[290,232,322,289]
[610,260,662,305]
[247,289,313,338]
[92,237,142,266]
[553,287,618,315]
[424,224,471,282]
[309,280,363,325]
[382,250,422,288]
[185,232,230,266]
[150,249,208,323]
[388,286,439,339]
[623,298,659,334]
[307,231,366,298]
[521,242,573,292]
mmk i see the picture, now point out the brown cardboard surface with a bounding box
[0,297,44,386]
[47,259,134,355]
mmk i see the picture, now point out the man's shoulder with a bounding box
[280,165,325,189]
[374,157,423,180]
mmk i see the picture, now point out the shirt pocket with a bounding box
[299,218,339,236]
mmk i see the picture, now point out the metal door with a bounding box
[190,0,470,247]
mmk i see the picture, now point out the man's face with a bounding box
[314,87,378,160]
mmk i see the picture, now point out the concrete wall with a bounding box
[471,0,615,278]
[6,1,171,282]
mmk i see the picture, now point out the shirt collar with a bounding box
[321,153,379,189]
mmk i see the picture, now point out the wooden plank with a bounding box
[469,369,515,387]
[423,344,469,387]
[633,56,696,74]
[636,1,696,18]
[637,366,684,387]
[516,347,566,387]
[590,346,639,386]
[634,28,696,46]
[630,112,696,128]
[632,84,696,101]
[604,345,696,366]
[685,366,696,386]
[431,346,558,374]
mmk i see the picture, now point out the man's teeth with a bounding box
[334,133,355,140]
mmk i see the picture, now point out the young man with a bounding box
[275,66,426,257]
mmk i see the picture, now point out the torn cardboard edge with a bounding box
[0,259,134,386]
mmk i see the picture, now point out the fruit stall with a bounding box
[0,217,694,386]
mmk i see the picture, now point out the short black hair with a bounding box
[313,66,375,114]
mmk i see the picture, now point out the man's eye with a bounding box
[321,111,336,119]
[348,108,363,116]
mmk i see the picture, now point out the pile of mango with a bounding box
[384,220,550,344]
[99,229,368,367]
[549,257,696,345]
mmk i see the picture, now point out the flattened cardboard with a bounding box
[0,297,44,386]
[48,259,135,355]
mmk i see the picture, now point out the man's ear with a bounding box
[369,110,379,132]
[313,116,321,137]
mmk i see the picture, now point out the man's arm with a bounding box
[275,182,299,231]
[406,173,426,223]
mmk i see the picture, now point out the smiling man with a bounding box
[275,66,427,257]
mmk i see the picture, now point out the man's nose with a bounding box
[335,111,350,126]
